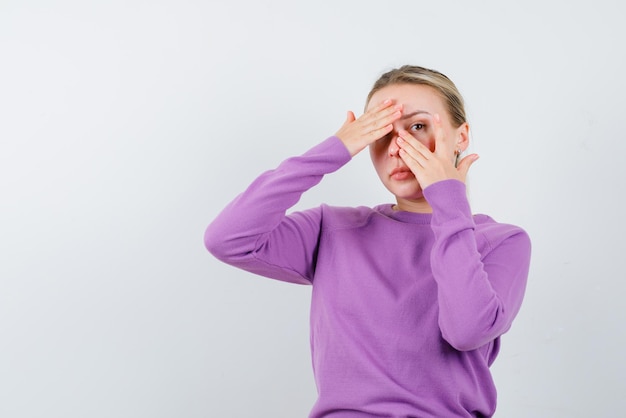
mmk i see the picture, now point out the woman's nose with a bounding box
[388,136,400,157]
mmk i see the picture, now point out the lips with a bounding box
[390,167,414,180]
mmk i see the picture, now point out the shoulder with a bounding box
[473,214,531,253]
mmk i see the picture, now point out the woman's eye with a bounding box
[410,123,424,131]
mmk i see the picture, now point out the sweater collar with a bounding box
[375,204,433,224]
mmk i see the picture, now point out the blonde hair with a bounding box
[366,65,466,128]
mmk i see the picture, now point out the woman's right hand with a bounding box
[335,99,402,157]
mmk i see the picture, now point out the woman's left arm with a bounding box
[395,113,530,351]
[425,179,531,351]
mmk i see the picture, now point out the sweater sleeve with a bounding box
[204,136,351,285]
[423,179,532,351]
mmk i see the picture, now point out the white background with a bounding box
[1,1,624,417]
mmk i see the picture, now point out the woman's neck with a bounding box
[393,198,433,213]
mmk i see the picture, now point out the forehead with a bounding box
[367,83,445,112]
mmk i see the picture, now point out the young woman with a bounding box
[205,65,531,417]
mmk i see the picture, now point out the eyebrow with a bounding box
[401,110,431,120]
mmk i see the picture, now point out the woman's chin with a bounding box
[387,184,424,201]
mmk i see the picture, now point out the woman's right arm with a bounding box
[204,100,402,284]
[204,136,351,284]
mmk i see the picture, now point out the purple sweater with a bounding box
[205,136,531,417]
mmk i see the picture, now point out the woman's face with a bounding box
[367,83,468,207]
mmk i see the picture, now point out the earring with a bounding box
[454,149,462,168]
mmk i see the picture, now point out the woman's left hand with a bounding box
[396,114,479,189]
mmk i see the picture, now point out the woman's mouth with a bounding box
[390,167,414,181]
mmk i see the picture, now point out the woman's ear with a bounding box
[455,122,470,152]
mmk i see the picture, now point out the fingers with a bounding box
[456,153,480,180]
[393,113,479,187]
[397,128,431,162]
[370,98,397,114]
[337,111,357,131]
[364,99,402,133]
[432,113,451,157]
[396,132,429,167]
[335,99,402,157]
[354,99,402,145]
